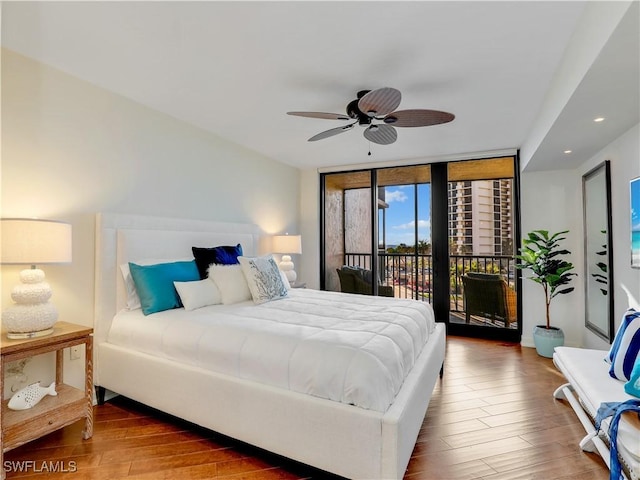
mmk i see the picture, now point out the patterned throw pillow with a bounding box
[608,309,640,381]
[238,255,288,304]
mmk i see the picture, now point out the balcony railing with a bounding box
[344,252,515,314]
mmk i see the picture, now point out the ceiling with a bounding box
[1,1,638,171]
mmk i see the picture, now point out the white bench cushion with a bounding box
[554,346,640,478]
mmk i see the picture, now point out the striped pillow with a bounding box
[606,308,638,364]
[608,309,640,381]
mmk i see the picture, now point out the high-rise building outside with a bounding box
[448,179,513,256]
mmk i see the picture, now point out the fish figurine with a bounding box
[8,381,57,410]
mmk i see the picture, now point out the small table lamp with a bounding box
[272,234,302,284]
[1,218,72,339]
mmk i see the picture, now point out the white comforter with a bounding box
[107,289,436,412]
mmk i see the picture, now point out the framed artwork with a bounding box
[582,161,614,341]
[632,176,640,269]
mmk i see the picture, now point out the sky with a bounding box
[382,184,431,246]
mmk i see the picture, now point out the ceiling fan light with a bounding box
[291,88,454,145]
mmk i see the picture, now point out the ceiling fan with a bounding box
[287,87,454,146]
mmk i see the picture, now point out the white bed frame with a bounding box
[94,212,446,480]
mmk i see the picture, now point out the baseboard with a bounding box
[521,336,535,348]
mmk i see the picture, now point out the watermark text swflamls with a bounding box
[3,460,77,473]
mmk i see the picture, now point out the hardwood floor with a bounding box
[4,336,609,479]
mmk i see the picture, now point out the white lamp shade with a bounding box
[272,234,302,255]
[1,218,72,265]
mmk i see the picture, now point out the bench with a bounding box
[553,346,640,480]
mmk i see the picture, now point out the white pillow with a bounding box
[174,279,222,311]
[120,258,190,310]
[209,264,252,305]
[120,263,141,310]
[238,255,288,304]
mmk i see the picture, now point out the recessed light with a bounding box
[564,150,572,154]
[594,117,605,122]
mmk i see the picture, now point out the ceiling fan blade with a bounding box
[308,123,356,142]
[287,111,351,120]
[363,124,397,145]
[358,87,401,117]
[383,109,455,127]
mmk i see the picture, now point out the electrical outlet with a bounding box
[70,346,82,360]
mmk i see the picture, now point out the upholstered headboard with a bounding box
[94,213,262,346]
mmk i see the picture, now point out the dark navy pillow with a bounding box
[192,244,243,279]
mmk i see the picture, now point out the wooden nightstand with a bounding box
[0,322,93,479]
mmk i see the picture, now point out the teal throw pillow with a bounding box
[129,260,200,315]
[625,358,640,398]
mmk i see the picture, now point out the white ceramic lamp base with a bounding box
[2,268,58,339]
[279,255,297,284]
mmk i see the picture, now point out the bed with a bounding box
[94,213,446,480]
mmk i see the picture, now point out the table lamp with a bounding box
[272,234,302,284]
[1,218,72,339]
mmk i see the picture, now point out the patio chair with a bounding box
[336,266,394,297]
[461,272,516,327]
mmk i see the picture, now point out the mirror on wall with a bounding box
[632,176,640,269]
[582,160,614,342]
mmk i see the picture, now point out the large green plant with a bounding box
[516,230,577,329]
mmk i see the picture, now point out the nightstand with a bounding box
[1,322,93,480]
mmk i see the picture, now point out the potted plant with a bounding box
[516,230,577,357]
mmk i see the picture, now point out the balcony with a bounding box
[343,252,517,328]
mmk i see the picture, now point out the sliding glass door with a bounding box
[377,166,431,301]
[445,158,520,341]
[321,170,376,294]
[320,156,521,342]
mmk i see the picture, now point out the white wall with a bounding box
[299,168,320,289]
[519,169,583,347]
[1,49,300,395]
[520,123,640,348]
[577,124,640,348]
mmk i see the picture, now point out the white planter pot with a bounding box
[533,325,564,358]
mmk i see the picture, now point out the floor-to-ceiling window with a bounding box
[444,157,520,341]
[321,170,374,294]
[377,166,431,300]
[320,155,520,342]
